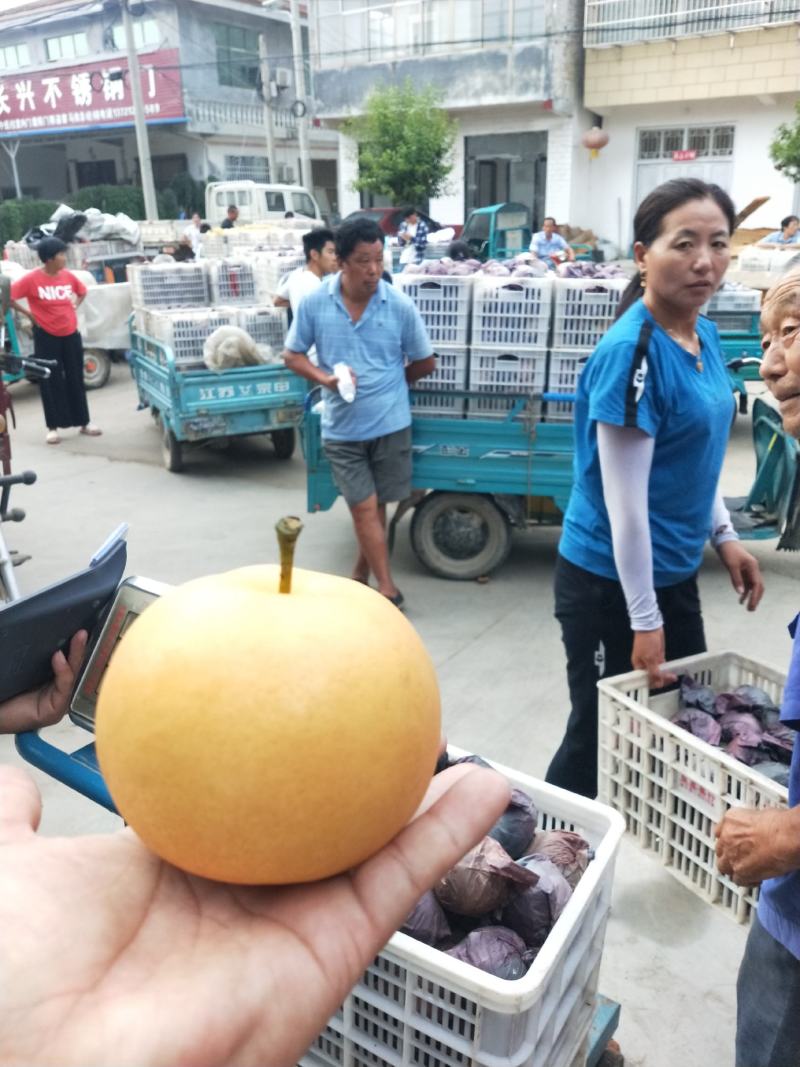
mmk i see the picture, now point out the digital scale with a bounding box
[8,527,171,812]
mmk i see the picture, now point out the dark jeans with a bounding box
[737,916,800,1067]
[545,554,706,799]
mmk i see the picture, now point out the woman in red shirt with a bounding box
[10,237,101,444]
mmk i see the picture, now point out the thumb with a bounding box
[0,765,42,843]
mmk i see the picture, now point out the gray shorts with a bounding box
[323,426,412,506]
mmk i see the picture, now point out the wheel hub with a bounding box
[432,508,488,560]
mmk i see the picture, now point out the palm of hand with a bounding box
[0,764,509,1067]
[1,828,369,1067]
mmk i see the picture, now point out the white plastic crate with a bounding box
[467,346,547,421]
[707,286,762,314]
[544,349,590,422]
[471,275,552,349]
[300,750,625,1067]
[396,275,473,345]
[237,306,288,359]
[411,345,468,418]
[127,261,210,309]
[209,259,268,305]
[598,650,788,924]
[551,278,628,350]
[145,308,237,367]
[254,250,307,296]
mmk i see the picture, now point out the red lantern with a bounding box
[582,126,609,159]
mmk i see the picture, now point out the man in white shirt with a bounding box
[182,212,203,254]
[275,228,337,316]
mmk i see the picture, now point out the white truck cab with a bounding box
[205,181,322,226]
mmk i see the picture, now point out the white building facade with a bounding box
[582,0,800,253]
[311,0,593,231]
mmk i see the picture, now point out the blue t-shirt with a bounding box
[559,299,734,587]
[765,231,799,245]
[758,615,800,961]
[286,273,432,442]
[530,231,569,263]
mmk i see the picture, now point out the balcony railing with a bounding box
[584,0,799,46]
[184,98,297,139]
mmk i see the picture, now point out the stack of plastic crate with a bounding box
[209,259,271,306]
[254,250,307,297]
[237,306,289,361]
[546,277,628,421]
[396,275,473,418]
[146,308,238,368]
[467,275,552,420]
[703,285,761,336]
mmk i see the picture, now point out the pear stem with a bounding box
[276,516,304,594]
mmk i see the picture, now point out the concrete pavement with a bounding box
[1,366,797,1067]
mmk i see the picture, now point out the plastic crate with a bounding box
[209,259,269,305]
[144,308,237,367]
[543,349,590,422]
[255,250,307,296]
[127,261,210,309]
[471,276,553,350]
[300,751,625,1067]
[598,650,789,924]
[551,278,628,351]
[467,346,547,421]
[237,306,288,359]
[707,287,762,314]
[411,345,468,418]
[705,310,760,336]
[396,275,473,345]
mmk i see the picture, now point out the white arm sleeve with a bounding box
[710,485,739,548]
[597,422,663,632]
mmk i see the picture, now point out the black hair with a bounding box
[402,207,417,220]
[335,217,384,261]
[448,240,471,261]
[303,227,335,260]
[542,216,556,225]
[37,236,68,263]
[227,204,238,213]
[781,215,799,230]
[284,210,295,218]
[199,222,212,233]
[616,178,736,320]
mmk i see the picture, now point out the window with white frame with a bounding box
[111,18,161,51]
[637,125,735,161]
[45,32,89,62]
[225,155,270,181]
[0,42,30,71]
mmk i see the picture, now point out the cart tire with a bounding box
[410,492,511,580]
[271,428,296,460]
[160,418,184,473]
[83,349,112,390]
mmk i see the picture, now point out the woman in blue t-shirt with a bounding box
[546,178,765,799]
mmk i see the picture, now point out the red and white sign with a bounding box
[672,149,698,162]
[0,48,184,137]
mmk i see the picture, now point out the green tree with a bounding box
[770,101,800,183]
[342,81,457,207]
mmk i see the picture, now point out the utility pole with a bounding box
[289,0,312,190]
[258,34,278,183]
[121,0,158,219]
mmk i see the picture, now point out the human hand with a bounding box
[631,628,678,689]
[716,805,800,885]
[0,630,88,734]
[0,762,509,1067]
[716,541,764,611]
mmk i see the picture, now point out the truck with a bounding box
[205,181,323,227]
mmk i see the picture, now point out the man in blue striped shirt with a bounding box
[284,218,435,608]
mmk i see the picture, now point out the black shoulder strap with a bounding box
[624,319,654,428]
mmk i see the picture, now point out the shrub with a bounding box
[0,199,60,244]
[69,184,145,217]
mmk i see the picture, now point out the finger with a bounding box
[66,629,88,674]
[0,764,42,843]
[728,561,745,597]
[352,765,510,940]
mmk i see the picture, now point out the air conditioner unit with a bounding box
[274,67,292,88]
[277,163,295,183]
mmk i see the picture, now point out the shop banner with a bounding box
[0,48,184,136]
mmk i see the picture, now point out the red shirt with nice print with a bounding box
[11,268,87,336]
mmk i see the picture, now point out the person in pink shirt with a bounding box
[10,237,101,444]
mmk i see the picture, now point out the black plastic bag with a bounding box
[487,788,538,860]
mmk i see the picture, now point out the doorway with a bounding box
[465,131,548,228]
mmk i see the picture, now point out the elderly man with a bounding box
[529,216,575,268]
[757,215,800,249]
[283,217,435,607]
[716,269,800,1067]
